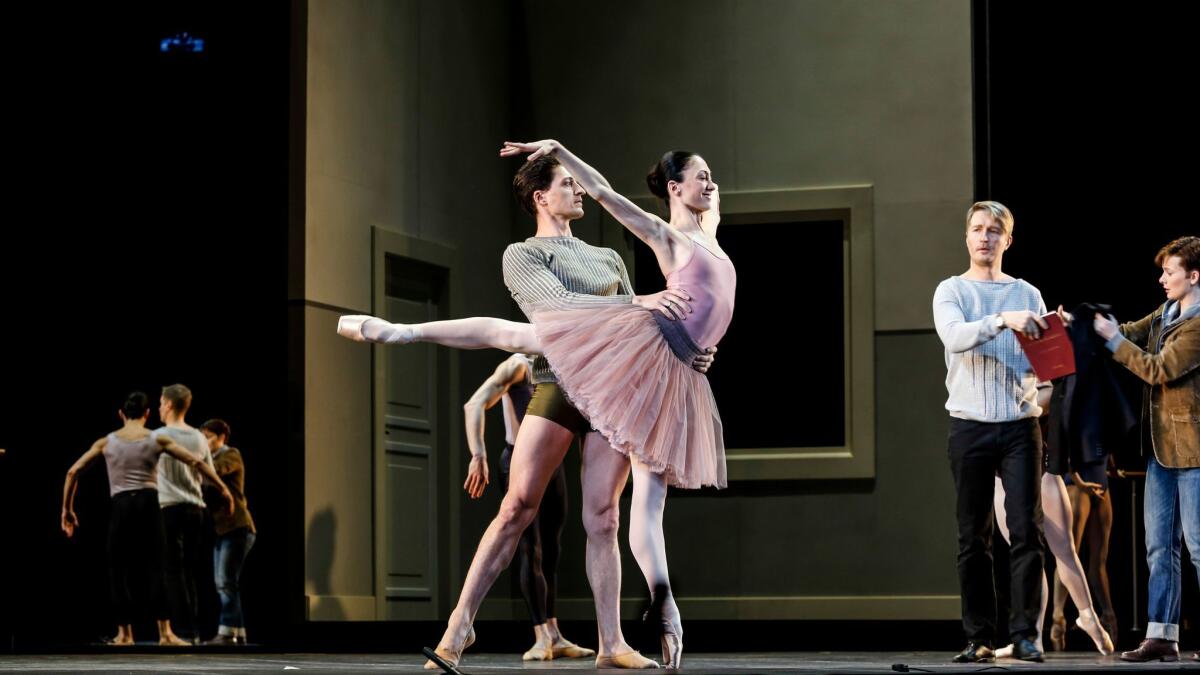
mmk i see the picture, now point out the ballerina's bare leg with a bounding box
[629,457,682,668]
[338,314,541,354]
[993,474,1114,656]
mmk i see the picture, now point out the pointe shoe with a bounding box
[1076,613,1114,655]
[595,651,659,669]
[660,620,682,670]
[551,638,596,659]
[522,644,553,661]
[423,627,475,670]
[337,315,375,342]
[1101,613,1118,647]
[642,583,680,668]
[1048,616,1067,652]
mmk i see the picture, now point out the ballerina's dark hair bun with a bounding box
[646,151,697,201]
[122,391,150,419]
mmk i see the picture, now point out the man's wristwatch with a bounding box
[994,314,1006,331]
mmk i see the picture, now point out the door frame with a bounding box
[371,226,461,620]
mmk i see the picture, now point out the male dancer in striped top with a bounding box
[933,201,1052,664]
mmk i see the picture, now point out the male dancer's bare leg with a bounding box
[580,431,657,669]
[426,416,573,669]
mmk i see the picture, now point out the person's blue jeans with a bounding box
[214,528,256,632]
[1144,457,1200,642]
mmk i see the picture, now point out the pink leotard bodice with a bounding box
[665,235,737,349]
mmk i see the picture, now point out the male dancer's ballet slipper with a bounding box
[595,651,659,669]
[522,644,553,661]
[551,638,596,659]
[423,627,475,670]
[1077,614,1115,655]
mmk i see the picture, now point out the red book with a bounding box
[1014,312,1075,380]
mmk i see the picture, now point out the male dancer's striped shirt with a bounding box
[503,236,633,384]
[154,426,216,508]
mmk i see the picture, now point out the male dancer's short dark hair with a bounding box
[513,155,562,217]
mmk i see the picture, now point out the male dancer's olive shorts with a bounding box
[526,383,594,436]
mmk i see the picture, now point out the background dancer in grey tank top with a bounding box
[155,383,225,643]
[61,391,232,646]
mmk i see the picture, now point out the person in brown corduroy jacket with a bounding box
[1095,236,1200,663]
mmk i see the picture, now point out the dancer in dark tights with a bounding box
[463,353,592,662]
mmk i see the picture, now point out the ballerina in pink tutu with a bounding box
[339,140,734,668]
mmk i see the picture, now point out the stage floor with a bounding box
[1,652,1196,673]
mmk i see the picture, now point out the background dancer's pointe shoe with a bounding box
[522,644,553,661]
[551,638,596,659]
[1048,616,1067,652]
[423,627,475,670]
[595,651,659,669]
[1076,612,1114,655]
[1101,612,1118,646]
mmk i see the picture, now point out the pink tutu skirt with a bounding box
[529,302,726,489]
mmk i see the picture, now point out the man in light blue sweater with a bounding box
[933,201,1052,664]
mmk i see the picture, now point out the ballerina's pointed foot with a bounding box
[660,621,682,669]
[1077,614,1115,655]
[337,315,416,344]
[337,315,376,342]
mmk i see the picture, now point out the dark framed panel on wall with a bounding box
[626,186,875,480]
